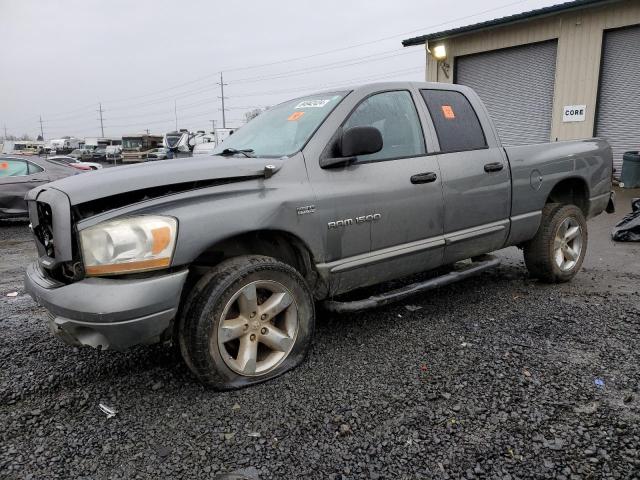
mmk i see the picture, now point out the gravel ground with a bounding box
[1,191,639,479]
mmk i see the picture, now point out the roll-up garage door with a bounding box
[455,41,557,146]
[595,25,640,178]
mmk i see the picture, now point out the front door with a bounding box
[420,89,511,263]
[314,90,445,293]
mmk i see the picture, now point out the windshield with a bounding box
[122,138,142,149]
[213,91,347,157]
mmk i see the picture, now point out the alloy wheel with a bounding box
[553,217,583,271]
[215,280,299,376]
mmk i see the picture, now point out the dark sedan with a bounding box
[0,156,79,219]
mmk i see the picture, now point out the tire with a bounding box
[523,203,588,283]
[179,255,315,389]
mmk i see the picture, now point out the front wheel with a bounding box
[523,203,588,283]
[179,256,315,390]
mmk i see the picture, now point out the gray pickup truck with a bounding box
[24,82,614,389]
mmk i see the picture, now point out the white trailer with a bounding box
[49,137,82,154]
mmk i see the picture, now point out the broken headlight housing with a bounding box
[79,216,177,276]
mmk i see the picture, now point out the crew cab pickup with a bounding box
[24,82,614,389]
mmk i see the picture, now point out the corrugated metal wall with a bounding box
[455,41,557,146]
[424,1,640,144]
[595,25,640,177]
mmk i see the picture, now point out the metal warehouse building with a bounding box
[402,0,640,176]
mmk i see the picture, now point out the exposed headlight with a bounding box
[79,216,177,276]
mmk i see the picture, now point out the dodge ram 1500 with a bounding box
[25,82,614,389]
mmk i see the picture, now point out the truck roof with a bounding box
[306,81,467,97]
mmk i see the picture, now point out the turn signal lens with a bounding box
[79,216,177,276]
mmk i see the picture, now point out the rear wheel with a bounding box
[523,203,588,283]
[179,256,314,389]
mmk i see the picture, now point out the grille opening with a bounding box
[34,202,55,258]
[34,201,84,284]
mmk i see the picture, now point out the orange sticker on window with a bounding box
[441,105,455,119]
[288,111,305,121]
[0,162,8,169]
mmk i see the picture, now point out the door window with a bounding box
[343,90,426,162]
[0,159,29,178]
[421,90,487,153]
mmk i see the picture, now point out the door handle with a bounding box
[410,172,438,184]
[484,162,504,173]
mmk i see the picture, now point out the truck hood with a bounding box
[35,155,284,205]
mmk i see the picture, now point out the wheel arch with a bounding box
[546,177,590,217]
[189,229,322,295]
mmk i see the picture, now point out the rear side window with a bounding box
[421,90,487,153]
[0,159,29,177]
[27,162,44,174]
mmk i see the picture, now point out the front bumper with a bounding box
[24,262,188,350]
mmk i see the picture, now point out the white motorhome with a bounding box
[3,140,45,155]
[49,137,82,154]
[84,137,121,150]
[212,128,235,145]
[163,129,214,156]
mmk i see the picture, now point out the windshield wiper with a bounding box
[220,148,255,158]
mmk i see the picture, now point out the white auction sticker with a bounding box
[295,99,331,109]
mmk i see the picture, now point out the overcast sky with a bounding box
[1,0,562,140]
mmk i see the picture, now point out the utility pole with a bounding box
[145,129,150,134]
[209,119,216,132]
[217,72,228,128]
[97,103,105,137]
[174,100,178,130]
[4,124,8,140]
[39,116,44,140]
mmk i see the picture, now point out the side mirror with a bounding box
[341,126,383,157]
[320,126,383,169]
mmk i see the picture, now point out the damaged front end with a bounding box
[27,186,84,284]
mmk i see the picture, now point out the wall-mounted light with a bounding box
[432,44,447,60]
[427,42,450,79]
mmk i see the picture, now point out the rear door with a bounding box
[420,88,511,263]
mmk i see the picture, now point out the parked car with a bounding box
[49,155,103,171]
[146,147,170,160]
[192,142,217,156]
[105,145,123,162]
[24,82,614,390]
[91,147,107,162]
[0,156,79,219]
[69,149,93,161]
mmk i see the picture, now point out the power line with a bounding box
[223,0,531,72]
[38,48,416,124]
[230,66,424,98]
[90,0,531,106]
[10,0,532,131]
[228,49,418,85]
[26,66,423,134]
